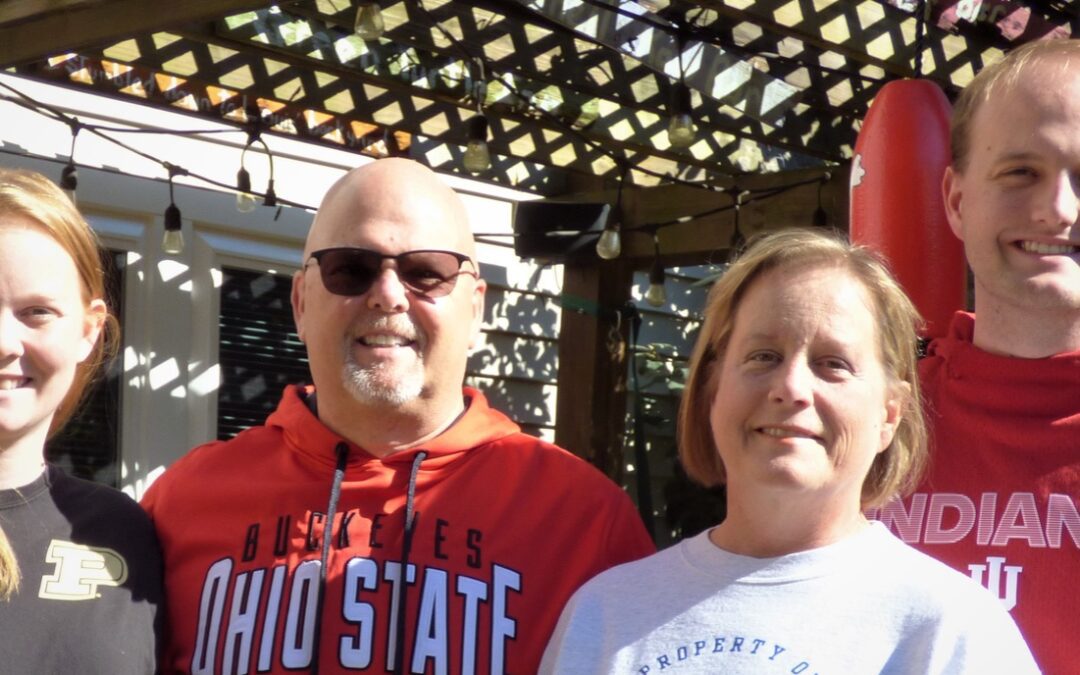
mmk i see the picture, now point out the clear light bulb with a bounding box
[463,115,491,173]
[236,191,258,213]
[354,3,385,40]
[162,229,184,255]
[645,281,667,307]
[463,139,491,173]
[235,167,257,213]
[596,228,621,260]
[667,82,695,149]
[668,114,695,148]
[162,203,184,255]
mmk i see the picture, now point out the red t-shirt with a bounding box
[872,313,1080,674]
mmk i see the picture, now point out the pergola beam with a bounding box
[0,0,275,67]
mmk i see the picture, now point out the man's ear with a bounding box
[468,278,487,351]
[291,269,307,344]
[942,166,964,240]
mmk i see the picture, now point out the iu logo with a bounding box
[38,539,128,601]
[967,556,1022,610]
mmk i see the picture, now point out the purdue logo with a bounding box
[38,539,127,601]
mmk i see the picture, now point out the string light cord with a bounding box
[0,81,308,210]
[1,15,833,199]
[65,118,82,156]
[0,57,830,222]
[75,124,238,135]
[472,169,830,248]
[238,111,278,209]
[0,87,244,136]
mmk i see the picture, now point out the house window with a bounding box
[217,267,310,439]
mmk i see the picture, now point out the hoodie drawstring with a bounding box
[393,450,427,675]
[311,441,349,675]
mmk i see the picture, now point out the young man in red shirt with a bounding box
[874,39,1079,674]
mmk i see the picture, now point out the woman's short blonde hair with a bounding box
[677,228,927,509]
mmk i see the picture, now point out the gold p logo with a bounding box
[38,539,128,601]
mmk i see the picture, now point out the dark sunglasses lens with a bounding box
[398,251,463,297]
[318,249,380,295]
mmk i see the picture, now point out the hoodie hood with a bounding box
[925,312,1080,422]
[266,384,521,470]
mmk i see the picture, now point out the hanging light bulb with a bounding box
[354,2,385,40]
[59,162,78,205]
[645,277,666,307]
[235,167,257,213]
[162,168,184,255]
[598,166,629,260]
[645,243,667,307]
[728,189,747,262]
[668,83,695,149]
[596,227,621,260]
[235,114,277,211]
[463,115,492,173]
[162,203,184,255]
[59,119,81,204]
[263,178,278,208]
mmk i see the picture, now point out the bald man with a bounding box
[141,159,654,675]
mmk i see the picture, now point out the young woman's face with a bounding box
[0,218,104,449]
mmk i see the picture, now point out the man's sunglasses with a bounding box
[306,247,479,298]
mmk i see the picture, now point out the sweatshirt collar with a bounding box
[932,312,1080,369]
[268,384,520,469]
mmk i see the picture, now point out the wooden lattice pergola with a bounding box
[1,0,1074,469]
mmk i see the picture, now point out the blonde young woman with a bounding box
[0,168,160,672]
[541,229,1038,674]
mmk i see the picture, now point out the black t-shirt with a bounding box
[0,465,162,673]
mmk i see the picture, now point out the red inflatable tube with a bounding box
[849,79,966,339]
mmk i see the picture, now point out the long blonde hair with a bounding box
[0,168,117,600]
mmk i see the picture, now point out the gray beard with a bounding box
[342,353,424,406]
[341,316,425,406]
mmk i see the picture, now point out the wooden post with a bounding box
[554,257,633,477]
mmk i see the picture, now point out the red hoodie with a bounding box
[871,312,1080,675]
[142,385,654,674]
